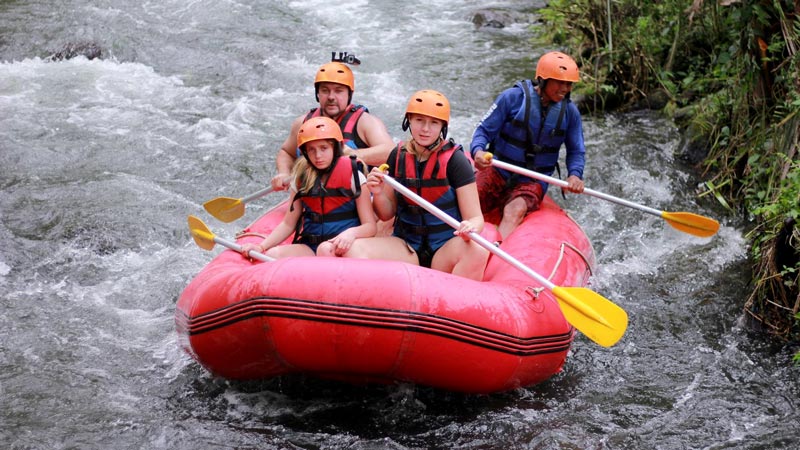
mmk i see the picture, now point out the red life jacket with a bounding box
[392,139,461,252]
[294,155,361,245]
[303,104,368,150]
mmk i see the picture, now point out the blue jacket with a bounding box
[470,80,585,192]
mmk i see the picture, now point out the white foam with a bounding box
[0,260,10,277]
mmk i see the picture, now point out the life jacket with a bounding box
[297,105,368,157]
[491,79,570,188]
[392,139,462,253]
[293,155,361,245]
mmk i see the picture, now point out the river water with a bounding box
[1,1,798,449]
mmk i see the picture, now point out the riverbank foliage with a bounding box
[536,0,799,353]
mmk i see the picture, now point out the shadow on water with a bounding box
[168,372,585,449]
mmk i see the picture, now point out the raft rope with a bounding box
[527,242,594,300]
[548,242,594,280]
[235,231,268,240]
[231,234,593,302]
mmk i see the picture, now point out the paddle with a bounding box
[486,155,720,238]
[203,186,276,223]
[187,215,274,262]
[376,165,627,347]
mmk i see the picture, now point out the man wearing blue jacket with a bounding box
[471,51,586,239]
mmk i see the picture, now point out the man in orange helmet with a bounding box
[471,51,586,239]
[271,61,394,191]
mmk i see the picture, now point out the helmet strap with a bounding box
[424,137,443,152]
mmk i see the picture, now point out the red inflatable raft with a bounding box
[176,195,594,394]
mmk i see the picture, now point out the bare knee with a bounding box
[316,241,335,257]
[460,244,489,280]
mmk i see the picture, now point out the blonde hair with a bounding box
[292,138,343,193]
[403,134,441,158]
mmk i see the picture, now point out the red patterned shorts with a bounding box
[476,167,544,219]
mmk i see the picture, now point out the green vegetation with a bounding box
[536,0,799,359]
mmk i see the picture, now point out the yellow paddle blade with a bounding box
[187,215,216,250]
[661,211,720,238]
[552,286,628,347]
[202,197,245,223]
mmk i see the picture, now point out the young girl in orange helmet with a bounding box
[240,116,376,258]
[347,90,488,281]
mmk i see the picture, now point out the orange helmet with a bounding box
[535,51,580,82]
[297,116,344,155]
[315,62,355,90]
[405,89,450,122]
[403,90,451,138]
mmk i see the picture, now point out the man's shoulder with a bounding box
[495,83,527,104]
[290,113,306,127]
[354,108,388,128]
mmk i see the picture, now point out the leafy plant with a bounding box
[537,0,800,349]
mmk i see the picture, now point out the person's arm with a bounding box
[453,182,485,241]
[324,181,378,255]
[351,112,395,166]
[240,197,303,255]
[563,103,586,193]
[351,185,378,238]
[470,89,515,170]
[367,167,397,221]
[447,151,484,238]
[272,116,303,190]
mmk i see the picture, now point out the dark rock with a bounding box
[775,217,799,277]
[645,88,671,110]
[627,88,671,111]
[573,91,624,114]
[677,122,710,165]
[48,42,103,61]
[471,7,541,30]
[672,105,695,127]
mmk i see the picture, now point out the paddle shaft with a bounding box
[241,186,275,204]
[189,215,274,262]
[215,236,274,262]
[380,174,556,291]
[490,159,663,217]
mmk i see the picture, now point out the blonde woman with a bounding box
[240,116,376,259]
[347,90,488,281]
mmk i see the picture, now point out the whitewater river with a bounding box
[1,1,798,449]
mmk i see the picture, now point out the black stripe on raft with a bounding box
[175,297,574,356]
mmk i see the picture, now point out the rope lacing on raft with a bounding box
[527,242,594,300]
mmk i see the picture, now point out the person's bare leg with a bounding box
[497,196,527,239]
[345,236,419,264]
[266,243,315,259]
[432,239,489,281]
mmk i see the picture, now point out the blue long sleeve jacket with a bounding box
[470,81,585,191]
